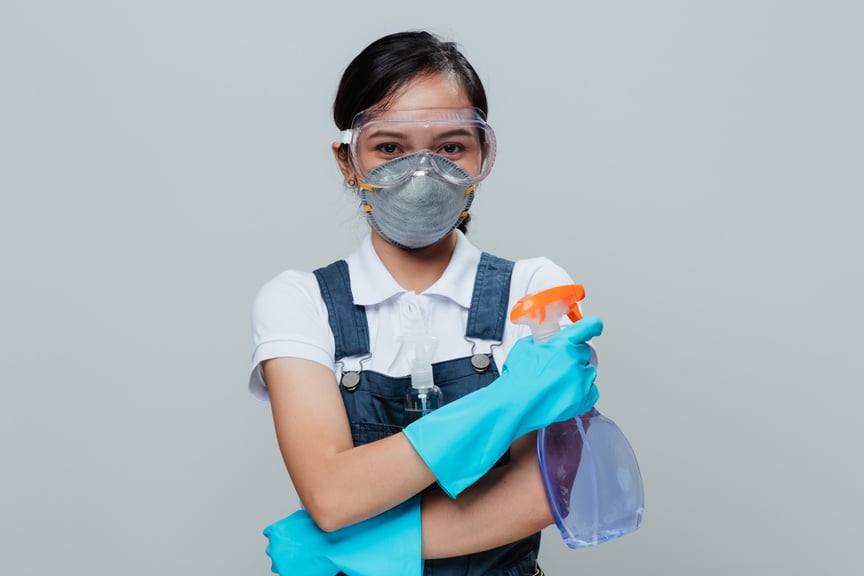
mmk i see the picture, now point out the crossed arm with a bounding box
[263,356,553,559]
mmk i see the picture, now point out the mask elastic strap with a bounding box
[357,178,376,193]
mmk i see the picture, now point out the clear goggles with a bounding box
[340,107,497,188]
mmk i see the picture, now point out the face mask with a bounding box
[358,153,475,250]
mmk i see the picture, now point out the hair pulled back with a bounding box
[332,30,488,131]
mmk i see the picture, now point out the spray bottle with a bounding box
[510,284,644,548]
[401,333,444,424]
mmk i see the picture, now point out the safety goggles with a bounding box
[340,107,497,188]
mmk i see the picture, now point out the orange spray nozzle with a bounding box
[510,284,585,328]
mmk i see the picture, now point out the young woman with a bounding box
[250,30,603,576]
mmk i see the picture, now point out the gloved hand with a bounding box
[404,316,602,498]
[263,496,422,576]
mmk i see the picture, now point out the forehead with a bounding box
[381,73,472,110]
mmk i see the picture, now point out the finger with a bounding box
[556,316,603,344]
[585,382,599,406]
[571,342,594,366]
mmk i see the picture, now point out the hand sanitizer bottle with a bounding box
[401,333,443,424]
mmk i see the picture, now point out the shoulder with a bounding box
[510,256,575,297]
[253,269,323,315]
[250,268,332,355]
[248,267,336,400]
[469,252,575,314]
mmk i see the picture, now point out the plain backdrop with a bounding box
[2,1,862,574]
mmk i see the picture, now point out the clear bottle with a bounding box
[401,333,444,424]
[511,285,644,548]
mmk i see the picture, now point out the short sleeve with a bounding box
[513,257,576,299]
[248,270,336,401]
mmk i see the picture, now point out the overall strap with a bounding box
[313,260,370,360]
[465,252,515,341]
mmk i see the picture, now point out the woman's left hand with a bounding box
[263,496,422,576]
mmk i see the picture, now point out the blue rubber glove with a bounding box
[263,496,422,576]
[404,316,602,498]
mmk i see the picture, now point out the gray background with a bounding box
[2,1,862,574]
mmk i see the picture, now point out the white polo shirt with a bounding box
[248,231,577,401]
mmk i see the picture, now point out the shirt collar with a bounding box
[346,230,481,308]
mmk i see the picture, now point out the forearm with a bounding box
[420,432,553,559]
[296,432,436,531]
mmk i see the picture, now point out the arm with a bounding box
[420,431,552,559]
[264,356,436,532]
[266,315,600,534]
[263,319,602,576]
[267,355,554,557]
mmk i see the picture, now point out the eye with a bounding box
[376,143,402,155]
[439,143,465,155]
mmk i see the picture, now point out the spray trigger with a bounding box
[510,284,586,343]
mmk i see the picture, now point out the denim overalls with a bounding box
[314,253,543,576]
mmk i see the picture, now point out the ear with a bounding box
[332,142,355,182]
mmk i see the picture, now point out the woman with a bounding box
[250,30,602,575]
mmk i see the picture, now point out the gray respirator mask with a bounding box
[358,153,475,250]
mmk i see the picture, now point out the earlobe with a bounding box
[331,142,355,182]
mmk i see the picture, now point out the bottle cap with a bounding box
[399,332,439,390]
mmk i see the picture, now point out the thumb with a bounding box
[556,316,603,344]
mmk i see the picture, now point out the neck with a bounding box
[371,231,458,293]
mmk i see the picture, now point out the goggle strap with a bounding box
[340,130,353,145]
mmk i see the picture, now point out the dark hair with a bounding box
[333,30,488,130]
[333,31,488,233]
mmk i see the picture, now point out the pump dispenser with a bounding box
[401,333,444,423]
[510,285,644,549]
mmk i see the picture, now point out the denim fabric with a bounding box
[314,253,542,576]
